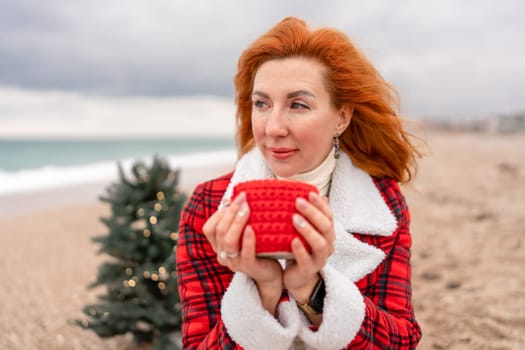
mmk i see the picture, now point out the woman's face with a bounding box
[251,57,350,178]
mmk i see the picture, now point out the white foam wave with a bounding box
[0,149,237,196]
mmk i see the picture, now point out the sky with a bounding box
[0,0,524,137]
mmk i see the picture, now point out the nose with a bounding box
[265,108,288,137]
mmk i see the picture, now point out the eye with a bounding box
[291,101,309,110]
[253,99,268,109]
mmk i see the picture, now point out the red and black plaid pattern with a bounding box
[349,178,422,348]
[176,173,421,349]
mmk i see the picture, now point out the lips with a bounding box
[268,147,297,160]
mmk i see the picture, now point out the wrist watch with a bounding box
[296,278,326,316]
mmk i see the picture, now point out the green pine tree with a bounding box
[75,156,187,350]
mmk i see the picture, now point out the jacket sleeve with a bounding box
[176,179,300,350]
[299,179,422,349]
[176,180,237,349]
[349,179,421,349]
[348,214,421,349]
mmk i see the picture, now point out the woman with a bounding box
[177,17,421,349]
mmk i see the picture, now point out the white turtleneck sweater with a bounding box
[277,147,336,197]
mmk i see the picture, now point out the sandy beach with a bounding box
[0,131,524,349]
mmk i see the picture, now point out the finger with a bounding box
[217,194,250,257]
[222,199,250,256]
[240,225,256,262]
[217,251,241,270]
[217,247,242,267]
[220,225,256,271]
[217,250,228,265]
[292,213,330,259]
[215,193,245,235]
[313,194,336,244]
[204,193,245,253]
[218,250,239,260]
[295,196,334,241]
[220,197,231,208]
[310,192,333,220]
[202,209,226,252]
[290,237,314,269]
[216,193,249,255]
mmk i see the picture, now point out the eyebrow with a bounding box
[252,90,316,99]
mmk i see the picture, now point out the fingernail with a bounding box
[293,214,307,228]
[296,197,307,209]
[233,192,246,205]
[309,192,319,201]
[244,226,254,239]
[221,198,231,207]
[238,203,248,217]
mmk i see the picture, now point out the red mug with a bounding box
[232,179,319,259]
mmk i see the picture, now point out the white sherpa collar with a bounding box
[220,148,398,281]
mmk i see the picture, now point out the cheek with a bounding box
[299,127,334,153]
[251,117,265,139]
[296,125,328,143]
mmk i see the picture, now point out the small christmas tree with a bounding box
[75,156,187,350]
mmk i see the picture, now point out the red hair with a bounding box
[234,17,420,183]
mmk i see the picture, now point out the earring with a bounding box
[333,133,340,159]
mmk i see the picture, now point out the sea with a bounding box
[0,137,237,196]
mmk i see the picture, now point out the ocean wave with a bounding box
[0,149,237,196]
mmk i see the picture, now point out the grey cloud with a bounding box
[0,0,524,116]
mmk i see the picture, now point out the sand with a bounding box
[406,131,525,349]
[0,131,524,349]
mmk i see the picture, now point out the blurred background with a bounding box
[1,0,524,197]
[0,1,524,349]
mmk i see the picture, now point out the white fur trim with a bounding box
[298,266,366,349]
[221,272,301,350]
[329,220,385,282]
[330,152,397,236]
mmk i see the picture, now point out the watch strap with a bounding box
[309,277,325,313]
[297,278,325,315]
[296,301,319,316]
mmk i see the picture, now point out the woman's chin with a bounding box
[269,165,298,179]
[274,168,311,179]
[265,154,315,178]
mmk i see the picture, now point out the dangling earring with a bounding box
[333,133,340,159]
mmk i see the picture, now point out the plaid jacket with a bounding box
[177,149,421,349]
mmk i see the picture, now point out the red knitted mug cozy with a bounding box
[232,179,319,259]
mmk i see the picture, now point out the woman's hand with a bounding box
[202,192,283,313]
[284,192,335,303]
[202,192,249,262]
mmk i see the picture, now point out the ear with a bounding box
[336,106,353,134]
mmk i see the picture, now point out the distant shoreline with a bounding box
[0,154,236,218]
[0,148,237,196]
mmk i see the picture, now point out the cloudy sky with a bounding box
[0,0,524,137]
